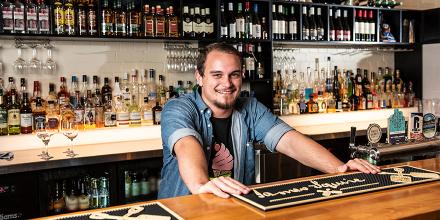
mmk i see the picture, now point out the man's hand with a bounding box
[337,158,381,174]
[196,176,251,198]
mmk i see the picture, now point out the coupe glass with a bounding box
[13,46,26,75]
[61,119,79,157]
[34,121,55,161]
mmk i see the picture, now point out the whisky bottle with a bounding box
[101,0,113,36]
[57,77,70,108]
[25,0,38,34]
[103,95,116,127]
[87,0,97,35]
[101,77,112,105]
[127,1,141,37]
[1,0,14,33]
[167,6,178,37]
[143,4,154,37]
[141,97,153,126]
[7,94,20,135]
[64,0,75,35]
[77,0,87,35]
[92,76,104,128]
[193,7,203,37]
[155,5,165,37]
[307,94,319,113]
[73,91,84,130]
[114,0,126,36]
[129,94,141,127]
[20,92,33,134]
[152,101,162,125]
[158,75,167,106]
[84,90,96,129]
[33,97,46,131]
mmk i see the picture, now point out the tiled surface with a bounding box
[423,44,440,100]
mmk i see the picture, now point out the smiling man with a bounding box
[158,42,380,199]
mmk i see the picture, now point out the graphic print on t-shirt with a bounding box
[211,142,233,178]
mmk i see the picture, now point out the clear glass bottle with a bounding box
[53,0,64,34]
[87,0,97,35]
[141,97,153,126]
[36,0,50,34]
[84,90,96,129]
[0,89,8,135]
[77,0,87,35]
[64,0,75,35]
[25,0,38,34]
[1,0,15,33]
[113,0,126,36]
[101,0,113,36]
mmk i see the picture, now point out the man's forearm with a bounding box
[276,130,345,173]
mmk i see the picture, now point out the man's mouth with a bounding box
[216,88,236,94]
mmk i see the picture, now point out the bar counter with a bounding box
[41,157,440,220]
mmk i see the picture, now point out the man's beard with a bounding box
[213,100,236,109]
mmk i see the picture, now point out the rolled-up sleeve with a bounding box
[161,98,202,156]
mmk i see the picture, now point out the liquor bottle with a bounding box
[1,0,14,33]
[121,73,131,108]
[103,92,116,128]
[78,181,90,211]
[127,1,140,37]
[288,6,298,40]
[155,5,165,37]
[87,0,97,35]
[307,94,319,113]
[79,75,88,107]
[13,0,25,34]
[181,6,191,37]
[152,101,162,125]
[101,77,112,105]
[343,10,351,41]
[20,92,32,134]
[272,4,278,40]
[101,0,113,36]
[64,0,75,35]
[329,8,335,41]
[198,8,206,37]
[144,4,154,37]
[316,7,324,41]
[114,0,126,36]
[167,6,178,37]
[7,93,21,135]
[73,91,84,130]
[114,79,129,127]
[363,10,369,41]
[333,67,342,112]
[65,180,79,212]
[129,93,141,127]
[147,69,157,105]
[369,10,376,41]
[244,2,253,39]
[256,44,265,79]
[53,0,64,34]
[19,78,27,104]
[84,90,96,129]
[53,181,65,214]
[236,3,245,39]
[252,4,261,39]
[32,96,46,130]
[25,0,38,34]
[157,75,167,106]
[175,80,185,97]
[301,6,309,41]
[89,178,99,209]
[93,77,104,128]
[141,97,153,126]
[57,77,70,109]
[308,7,317,41]
[279,5,286,40]
[228,3,236,39]
[354,9,360,41]
[261,16,268,40]
[220,3,228,38]
[244,44,255,80]
[335,9,344,41]
[77,0,87,35]
[0,89,8,136]
[205,8,213,37]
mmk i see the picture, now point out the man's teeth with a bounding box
[218,90,233,94]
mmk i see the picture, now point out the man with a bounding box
[158,43,380,199]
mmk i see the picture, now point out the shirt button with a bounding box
[207,124,211,127]
[207,147,210,150]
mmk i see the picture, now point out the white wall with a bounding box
[422,43,440,99]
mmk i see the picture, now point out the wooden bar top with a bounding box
[42,157,440,220]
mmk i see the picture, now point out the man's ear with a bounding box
[195,70,203,87]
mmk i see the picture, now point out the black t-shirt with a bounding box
[208,116,234,179]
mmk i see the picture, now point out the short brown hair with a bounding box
[196,42,242,76]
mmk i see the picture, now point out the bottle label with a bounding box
[336,30,344,41]
[272,20,278,34]
[39,8,50,32]
[78,195,90,210]
[154,111,161,123]
[278,20,285,35]
[229,22,236,38]
[104,111,116,127]
[27,10,38,31]
[236,18,245,33]
[205,22,214,35]
[355,22,360,36]
[8,109,20,125]
[65,8,75,26]
[2,7,13,30]
[289,21,297,34]
[156,20,165,34]
[370,23,376,35]
[14,8,25,31]
[117,112,129,126]
[344,30,351,41]
[129,111,141,121]
[0,109,7,128]
[65,196,79,211]
[131,182,141,197]
[169,21,178,35]
[20,113,33,127]
[330,30,336,41]
[74,109,84,124]
[143,111,153,120]
[363,22,370,35]
[221,26,228,37]
[253,24,261,39]
[245,57,255,71]
[47,117,59,129]
[84,107,95,125]
[183,19,192,33]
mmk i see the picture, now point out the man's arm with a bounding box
[276,130,380,174]
[174,136,250,198]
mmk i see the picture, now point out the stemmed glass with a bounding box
[34,121,56,161]
[27,45,42,74]
[13,45,26,75]
[61,119,79,157]
[43,45,56,74]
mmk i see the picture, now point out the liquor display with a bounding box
[123,168,160,201]
[272,56,417,116]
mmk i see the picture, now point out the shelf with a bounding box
[216,38,272,43]
[272,1,403,11]
[273,40,414,47]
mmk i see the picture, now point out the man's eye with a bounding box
[231,73,241,78]
[213,74,222,78]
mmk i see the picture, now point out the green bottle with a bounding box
[7,95,21,135]
[0,90,8,135]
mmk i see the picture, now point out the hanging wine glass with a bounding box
[43,45,56,74]
[27,45,42,74]
[13,45,26,75]
[34,121,55,161]
[61,119,79,158]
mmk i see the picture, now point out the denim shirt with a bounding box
[158,91,293,199]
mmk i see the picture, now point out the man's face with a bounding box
[196,50,242,113]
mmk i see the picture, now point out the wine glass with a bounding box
[13,45,26,75]
[34,121,55,161]
[27,45,42,74]
[43,46,57,75]
[61,119,79,157]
